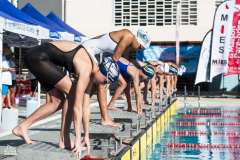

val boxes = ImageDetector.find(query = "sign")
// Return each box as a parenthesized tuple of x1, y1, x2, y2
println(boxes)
(4, 19, 39, 39)
(195, 30, 212, 84)
(210, 0, 235, 81)
(226, 1, 240, 75)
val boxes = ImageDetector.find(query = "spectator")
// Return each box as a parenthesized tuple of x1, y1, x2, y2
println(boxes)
(2, 44, 15, 108)
(8, 51, 17, 106)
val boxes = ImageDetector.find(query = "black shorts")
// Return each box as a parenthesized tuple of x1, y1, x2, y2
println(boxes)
(24, 45, 67, 91)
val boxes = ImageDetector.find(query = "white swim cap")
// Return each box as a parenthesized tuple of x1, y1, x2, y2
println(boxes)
(136, 29, 151, 48)
(178, 65, 187, 76)
(164, 63, 170, 73)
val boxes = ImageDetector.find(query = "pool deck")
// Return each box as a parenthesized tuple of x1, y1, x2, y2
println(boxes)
(0, 94, 174, 160)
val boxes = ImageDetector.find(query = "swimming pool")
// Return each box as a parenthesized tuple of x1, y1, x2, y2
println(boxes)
(148, 104, 240, 160)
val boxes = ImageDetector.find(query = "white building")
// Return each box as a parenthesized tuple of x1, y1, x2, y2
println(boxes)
(15, 0, 240, 92)
(17, 0, 224, 42)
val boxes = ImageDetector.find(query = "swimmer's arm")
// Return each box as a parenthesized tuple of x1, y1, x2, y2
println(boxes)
(81, 80, 93, 154)
(82, 80, 93, 137)
(112, 35, 133, 61)
(132, 71, 142, 113)
(73, 73, 90, 143)
(112, 75, 127, 102)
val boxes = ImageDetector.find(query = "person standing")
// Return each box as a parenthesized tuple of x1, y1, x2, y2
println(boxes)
(8, 51, 17, 107)
(2, 44, 15, 108)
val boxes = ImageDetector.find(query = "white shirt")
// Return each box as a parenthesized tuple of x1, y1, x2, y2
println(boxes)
(2, 55, 12, 85)
(9, 59, 16, 80)
(81, 33, 117, 64)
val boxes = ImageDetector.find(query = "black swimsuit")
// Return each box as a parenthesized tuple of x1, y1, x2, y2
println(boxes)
(24, 43, 82, 91)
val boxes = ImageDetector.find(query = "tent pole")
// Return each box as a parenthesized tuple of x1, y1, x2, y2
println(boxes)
(63, 0, 67, 22)
(19, 48, 21, 75)
(0, 28, 3, 125)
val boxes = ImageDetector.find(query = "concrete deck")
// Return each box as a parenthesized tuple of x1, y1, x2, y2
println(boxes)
(0, 94, 172, 160)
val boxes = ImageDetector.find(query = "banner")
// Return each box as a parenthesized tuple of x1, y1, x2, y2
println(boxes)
(4, 19, 40, 39)
(226, 1, 240, 75)
(195, 30, 212, 85)
(210, 0, 235, 81)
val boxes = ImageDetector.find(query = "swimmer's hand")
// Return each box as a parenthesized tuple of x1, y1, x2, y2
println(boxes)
(72, 139, 85, 159)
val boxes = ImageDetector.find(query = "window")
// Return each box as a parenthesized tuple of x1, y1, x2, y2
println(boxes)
(114, 0, 198, 26)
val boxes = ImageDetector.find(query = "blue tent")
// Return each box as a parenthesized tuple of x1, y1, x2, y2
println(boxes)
(0, 0, 61, 39)
(0, 0, 45, 117)
(21, 3, 67, 39)
(0, 0, 41, 25)
(0, 10, 22, 23)
(47, 12, 85, 42)
(0, 0, 45, 43)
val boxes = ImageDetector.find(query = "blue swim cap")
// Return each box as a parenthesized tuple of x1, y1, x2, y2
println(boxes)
(142, 64, 155, 79)
(99, 57, 120, 83)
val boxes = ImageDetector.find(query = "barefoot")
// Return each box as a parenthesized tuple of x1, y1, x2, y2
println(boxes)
(59, 137, 74, 150)
(59, 140, 65, 149)
(12, 126, 35, 144)
(101, 120, 122, 128)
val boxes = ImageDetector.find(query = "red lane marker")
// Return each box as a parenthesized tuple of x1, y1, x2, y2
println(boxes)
(81, 155, 105, 160)
(171, 130, 240, 137)
(168, 143, 240, 150)
(190, 109, 240, 114)
(182, 115, 240, 119)
(176, 121, 240, 126)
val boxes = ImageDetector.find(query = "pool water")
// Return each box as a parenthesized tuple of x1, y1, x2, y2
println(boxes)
(148, 105, 240, 160)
